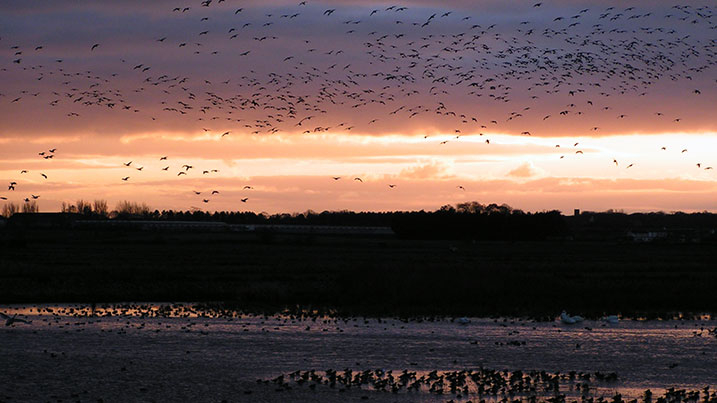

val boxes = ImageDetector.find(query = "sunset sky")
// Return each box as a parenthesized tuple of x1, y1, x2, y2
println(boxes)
(1, 0, 715, 214)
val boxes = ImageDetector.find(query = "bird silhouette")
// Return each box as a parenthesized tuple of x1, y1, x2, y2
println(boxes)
(0, 312, 31, 326)
(2, 0, 714, 212)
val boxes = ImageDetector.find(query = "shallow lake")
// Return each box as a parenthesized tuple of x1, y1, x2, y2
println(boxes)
(1, 304, 715, 402)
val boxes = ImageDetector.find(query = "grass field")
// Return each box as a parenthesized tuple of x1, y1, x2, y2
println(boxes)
(1, 227, 716, 319)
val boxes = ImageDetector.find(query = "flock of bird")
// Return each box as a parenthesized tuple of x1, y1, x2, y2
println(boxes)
(259, 368, 627, 399)
(2, 303, 717, 401)
(260, 367, 717, 403)
(255, 365, 717, 402)
(1, 1, 715, 209)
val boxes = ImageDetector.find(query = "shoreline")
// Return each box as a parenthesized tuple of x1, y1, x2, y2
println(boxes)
(2, 302, 717, 323)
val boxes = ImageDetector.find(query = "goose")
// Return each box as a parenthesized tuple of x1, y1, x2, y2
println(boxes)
(0, 312, 32, 326)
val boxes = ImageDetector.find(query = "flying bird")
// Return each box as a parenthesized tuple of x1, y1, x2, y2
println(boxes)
(0, 312, 31, 326)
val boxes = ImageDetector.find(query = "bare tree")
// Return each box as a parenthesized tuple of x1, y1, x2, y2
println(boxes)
(21, 200, 39, 213)
(1, 202, 21, 217)
(76, 199, 93, 215)
(114, 200, 151, 217)
(93, 199, 108, 216)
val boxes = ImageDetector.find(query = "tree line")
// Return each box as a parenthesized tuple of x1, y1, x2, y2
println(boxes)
(2, 199, 716, 241)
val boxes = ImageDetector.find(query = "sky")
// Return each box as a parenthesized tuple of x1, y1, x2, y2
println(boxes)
(0, 0, 715, 214)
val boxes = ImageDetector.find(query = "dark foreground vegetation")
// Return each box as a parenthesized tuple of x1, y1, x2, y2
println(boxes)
(2, 201, 716, 318)
(1, 228, 717, 319)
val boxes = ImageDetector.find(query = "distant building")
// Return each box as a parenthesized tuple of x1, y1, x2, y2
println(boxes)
(73, 221, 395, 235)
(74, 220, 230, 232)
(7, 213, 83, 229)
(626, 230, 668, 243)
(234, 224, 394, 236)
(574, 209, 580, 216)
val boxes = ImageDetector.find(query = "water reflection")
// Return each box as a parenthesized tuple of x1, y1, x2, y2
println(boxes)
(0, 304, 715, 402)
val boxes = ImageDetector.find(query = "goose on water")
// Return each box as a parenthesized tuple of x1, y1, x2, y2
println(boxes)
(0, 312, 32, 326)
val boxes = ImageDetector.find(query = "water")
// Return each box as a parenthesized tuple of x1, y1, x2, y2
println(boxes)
(0, 304, 715, 402)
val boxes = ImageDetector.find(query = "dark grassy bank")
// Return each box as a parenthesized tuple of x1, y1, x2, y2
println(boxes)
(1, 227, 716, 319)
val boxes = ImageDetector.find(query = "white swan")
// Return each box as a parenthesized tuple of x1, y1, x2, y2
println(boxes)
(602, 315, 619, 324)
(560, 311, 584, 324)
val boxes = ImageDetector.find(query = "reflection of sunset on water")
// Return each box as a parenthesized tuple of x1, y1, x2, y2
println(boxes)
(1, 303, 716, 401)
